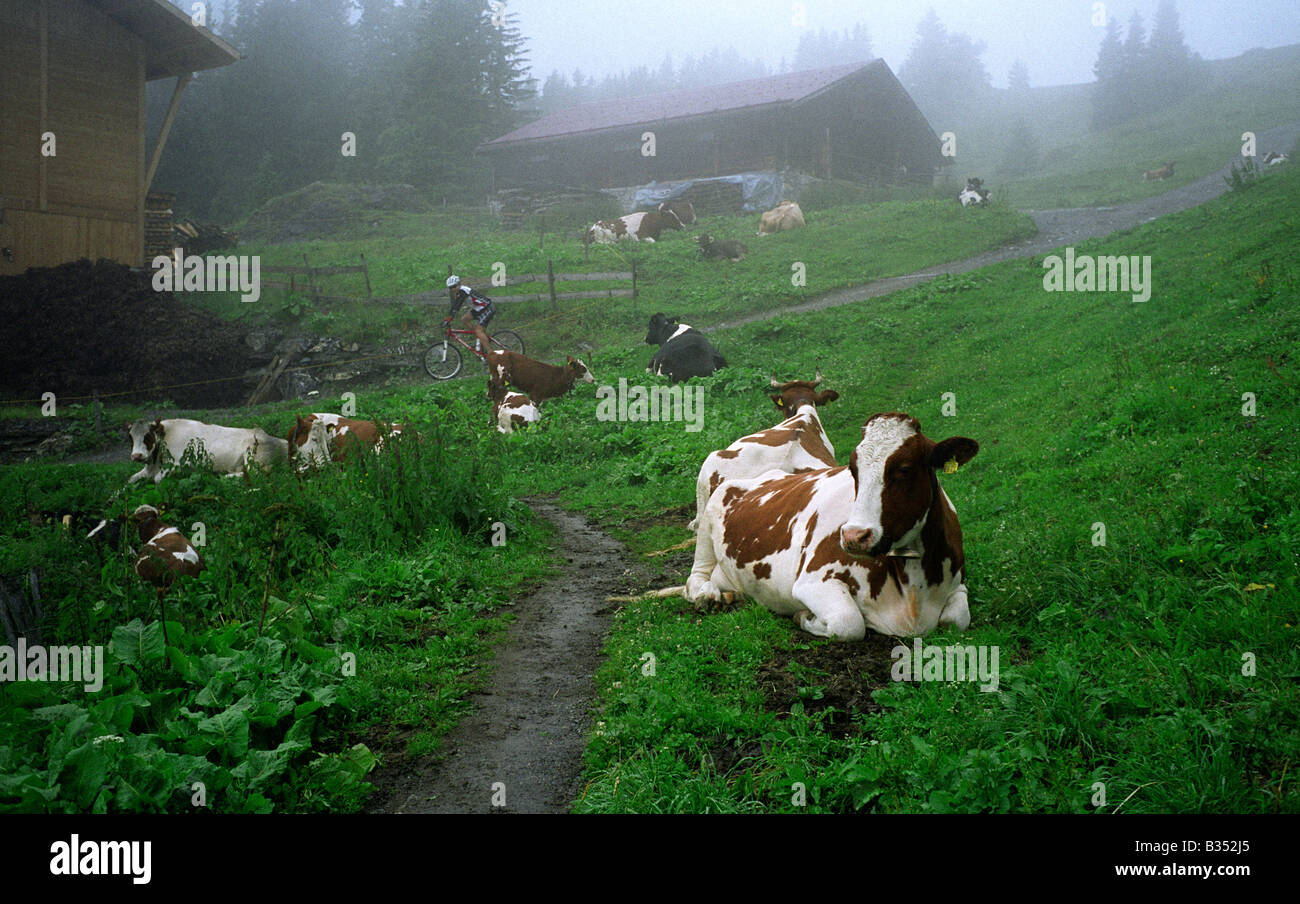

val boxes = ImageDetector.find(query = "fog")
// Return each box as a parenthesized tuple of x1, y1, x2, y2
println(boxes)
(509, 0, 1299, 87)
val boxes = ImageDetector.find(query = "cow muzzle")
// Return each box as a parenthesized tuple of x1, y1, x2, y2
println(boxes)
(841, 525, 889, 558)
(131, 452, 147, 462)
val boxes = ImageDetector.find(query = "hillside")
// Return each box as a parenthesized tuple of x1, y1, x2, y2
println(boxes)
(932, 43, 1300, 208)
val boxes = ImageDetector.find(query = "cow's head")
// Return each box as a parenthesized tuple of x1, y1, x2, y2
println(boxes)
(566, 355, 595, 384)
(769, 370, 839, 418)
(127, 418, 164, 462)
(286, 414, 317, 449)
(645, 313, 678, 346)
(840, 413, 978, 559)
(296, 418, 332, 470)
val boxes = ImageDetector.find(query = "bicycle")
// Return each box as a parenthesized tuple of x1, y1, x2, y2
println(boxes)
(424, 316, 525, 380)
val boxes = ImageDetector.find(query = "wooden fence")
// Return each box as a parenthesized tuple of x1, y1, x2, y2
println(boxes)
(262, 253, 372, 302)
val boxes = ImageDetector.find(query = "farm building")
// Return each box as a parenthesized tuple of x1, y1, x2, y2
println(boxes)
(0, 0, 239, 277)
(479, 60, 944, 196)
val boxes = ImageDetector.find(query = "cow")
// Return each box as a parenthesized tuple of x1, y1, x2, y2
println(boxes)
(131, 504, 204, 645)
(486, 349, 594, 403)
(286, 413, 401, 463)
(488, 381, 541, 434)
(127, 418, 287, 484)
(697, 234, 748, 261)
(586, 209, 686, 246)
(684, 412, 979, 640)
(757, 200, 805, 235)
(291, 416, 333, 470)
(1264, 152, 1289, 166)
(691, 371, 839, 531)
(959, 177, 991, 207)
(644, 313, 726, 383)
(1142, 162, 1175, 181)
(658, 200, 697, 228)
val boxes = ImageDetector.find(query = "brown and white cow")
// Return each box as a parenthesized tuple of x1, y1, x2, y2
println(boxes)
(488, 381, 541, 434)
(485, 349, 594, 403)
(691, 371, 839, 530)
(128, 418, 287, 484)
(1142, 161, 1175, 181)
(586, 210, 685, 245)
(131, 504, 204, 644)
(757, 200, 805, 235)
(685, 413, 979, 640)
(285, 413, 402, 463)
(658, 200, 697, 228)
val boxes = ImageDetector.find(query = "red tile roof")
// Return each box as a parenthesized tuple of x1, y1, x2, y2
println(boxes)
(482, 62, 873, 149)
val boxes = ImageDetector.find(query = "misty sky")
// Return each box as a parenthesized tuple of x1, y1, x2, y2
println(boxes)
(509, 0, 1300, 88)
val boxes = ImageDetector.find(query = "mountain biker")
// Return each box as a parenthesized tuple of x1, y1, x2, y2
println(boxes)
(446, 275, 495, 351)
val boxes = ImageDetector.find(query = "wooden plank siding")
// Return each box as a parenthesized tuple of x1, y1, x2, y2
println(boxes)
(0, 0, 169, 276)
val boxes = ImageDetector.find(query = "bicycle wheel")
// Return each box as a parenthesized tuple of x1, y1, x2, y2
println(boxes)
(425, 341, 463, 380)
(490, 329, 525, 357)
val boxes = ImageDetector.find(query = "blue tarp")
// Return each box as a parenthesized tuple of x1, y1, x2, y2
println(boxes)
(633, 172, 784, 213)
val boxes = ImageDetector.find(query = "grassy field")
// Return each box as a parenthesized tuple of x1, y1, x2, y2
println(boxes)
(4, 73, 1297, 811)
(186, 198, 1036, 363)
(463, 161, 1296, 812)
(0, 396, 556, 812)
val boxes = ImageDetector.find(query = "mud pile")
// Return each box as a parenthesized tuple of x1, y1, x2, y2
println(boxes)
(1, 259, 255, 408)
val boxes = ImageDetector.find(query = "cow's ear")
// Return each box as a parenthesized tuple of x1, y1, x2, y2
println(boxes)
(770, 394, 784, 409)
(816, 390, 839, 406)
(929, 437, 979, 470)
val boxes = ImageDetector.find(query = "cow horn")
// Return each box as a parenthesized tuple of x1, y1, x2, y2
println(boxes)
(770, 372, 782, 388)
(813, 367, 823, 386)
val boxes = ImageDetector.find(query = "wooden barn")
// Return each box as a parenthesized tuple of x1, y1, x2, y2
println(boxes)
(0, 0, 239, 277)
(479, 60, 943, 192)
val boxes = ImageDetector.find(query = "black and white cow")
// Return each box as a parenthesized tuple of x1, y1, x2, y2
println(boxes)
(644, 313, 726, 383)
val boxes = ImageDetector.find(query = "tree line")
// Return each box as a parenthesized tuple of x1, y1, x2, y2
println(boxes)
(1091, 0, 1203, 130)
(150, 0, 534, 223)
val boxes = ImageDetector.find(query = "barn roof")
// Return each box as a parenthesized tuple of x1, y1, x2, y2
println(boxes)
(86, 0, 240, 80)
(482, 61, 878, 150)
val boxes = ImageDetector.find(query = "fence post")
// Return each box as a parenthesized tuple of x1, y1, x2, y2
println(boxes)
(361, 253, 372, 299)
(303, 253, 317, 304)
(547, 258, 557, 311)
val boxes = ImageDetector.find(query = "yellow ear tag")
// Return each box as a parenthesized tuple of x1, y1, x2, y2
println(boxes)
(943, 459, 959, 474)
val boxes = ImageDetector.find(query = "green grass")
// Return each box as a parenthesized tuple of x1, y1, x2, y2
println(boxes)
(0, 396, 555, 812)
(475, 161, 1297, 813)
(178, 198, 1035, 363)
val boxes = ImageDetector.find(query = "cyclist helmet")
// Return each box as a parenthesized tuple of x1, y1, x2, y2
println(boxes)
(446, 275, 461, 288)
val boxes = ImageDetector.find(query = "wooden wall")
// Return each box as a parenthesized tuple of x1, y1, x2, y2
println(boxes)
(0, 0, 147, 276)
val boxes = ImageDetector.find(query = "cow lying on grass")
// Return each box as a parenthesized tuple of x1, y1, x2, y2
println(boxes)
(685, 412, 979, 640)
(959, 177, 991, 207)
(488, 381, 541, 434)
(286, 413, 402, 464)
(127, 418, 287, 484)
(644, 313, 726, 383)
(486, 349, 594, 403)
(1142, 162, 1175, 181)
(691, 370, 839, 530)
(697, 234, 748, 261)
(757, 200, 805, 235)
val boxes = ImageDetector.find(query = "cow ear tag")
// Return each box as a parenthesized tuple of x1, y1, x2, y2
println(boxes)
(943, 458, 959, 474)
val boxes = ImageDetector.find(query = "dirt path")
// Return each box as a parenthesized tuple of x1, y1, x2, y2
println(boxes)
(368, 501, 642, 814)
(715, 120, 1300, 330)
